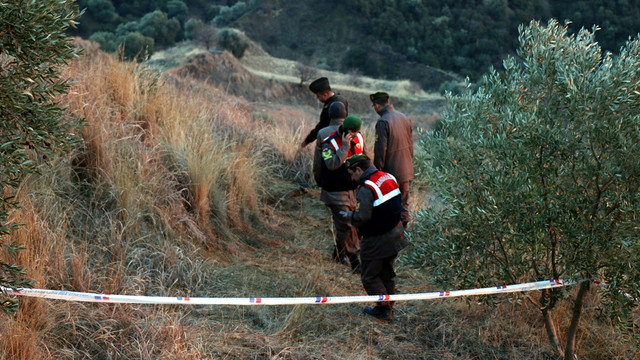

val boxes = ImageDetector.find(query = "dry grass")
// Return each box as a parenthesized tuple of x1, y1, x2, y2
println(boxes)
(1, 40, 638, 360)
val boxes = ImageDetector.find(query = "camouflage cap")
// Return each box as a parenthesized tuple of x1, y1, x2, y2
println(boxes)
(345, 154, 369, 169)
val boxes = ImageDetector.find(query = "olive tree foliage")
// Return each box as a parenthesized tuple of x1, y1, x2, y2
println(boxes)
(217, 28, 249, 59)
(166, 0, 188, 24)
(412, 19, 640, 359)
(89, 31, 117, 52)
(118, 32, 154, 62)
(0, 0, 83, 313)
(183, 18, 203, 41)
(138, 9, 180, 47)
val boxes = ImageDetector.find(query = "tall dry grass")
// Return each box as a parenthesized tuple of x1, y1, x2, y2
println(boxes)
(0, 40, 305, 358)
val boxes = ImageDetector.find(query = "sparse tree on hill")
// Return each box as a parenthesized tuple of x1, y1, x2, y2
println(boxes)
(295, 56, 317, 87)
(0, 0, 83, 313)
(412, 20, 640, 359)
(195, 23, 217, 50)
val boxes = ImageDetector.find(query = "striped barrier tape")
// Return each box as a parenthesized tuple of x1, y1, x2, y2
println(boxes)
(1, 279, 575, 305)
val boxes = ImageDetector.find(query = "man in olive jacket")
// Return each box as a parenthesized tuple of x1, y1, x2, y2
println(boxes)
(370, 91, 413, 228)
(344, 154, 409, 321)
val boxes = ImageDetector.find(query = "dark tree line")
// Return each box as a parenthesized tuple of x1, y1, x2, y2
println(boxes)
(343, 0, 640, 80)
(69, 0, 640, 81)
(71, 0, 259, 61)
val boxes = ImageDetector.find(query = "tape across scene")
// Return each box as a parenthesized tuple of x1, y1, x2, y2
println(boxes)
(1, 279, 574, 305)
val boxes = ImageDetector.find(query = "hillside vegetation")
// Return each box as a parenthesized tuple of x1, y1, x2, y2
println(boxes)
(1, 28, 639, 360)
(72, 0, 640, 90)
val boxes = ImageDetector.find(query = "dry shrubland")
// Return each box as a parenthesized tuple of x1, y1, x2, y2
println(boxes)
(0, 42, 638, 359)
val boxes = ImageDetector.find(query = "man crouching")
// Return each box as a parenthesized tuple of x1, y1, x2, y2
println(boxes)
(344, 154, 409, 321)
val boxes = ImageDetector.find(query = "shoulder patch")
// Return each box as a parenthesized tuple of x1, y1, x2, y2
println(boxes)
(322, 147, 333, 160)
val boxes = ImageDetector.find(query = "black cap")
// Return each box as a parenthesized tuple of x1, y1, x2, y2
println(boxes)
(369, 91, 389, 102)
(309, 77, 331, 93)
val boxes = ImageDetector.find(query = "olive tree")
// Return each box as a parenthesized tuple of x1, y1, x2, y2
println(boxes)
(217, 28, 249, 59)
(412, 19, 640, 359)
(0, 0, 82, 313)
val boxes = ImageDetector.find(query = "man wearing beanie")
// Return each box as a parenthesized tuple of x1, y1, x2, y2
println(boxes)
(312, 102, 367, 272)
(301, 77, 349, 148)
(369, 91, 414, 228)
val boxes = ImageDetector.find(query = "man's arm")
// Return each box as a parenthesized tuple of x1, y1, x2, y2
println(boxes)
(312, 139, 323, 186)
(302, 123, 323, 147)
(322, 131, 353, 170)
(351, 187, 374, 229)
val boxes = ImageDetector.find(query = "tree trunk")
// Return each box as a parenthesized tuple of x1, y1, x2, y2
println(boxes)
(540, 289, 564, 357)
(564, 281, 590, 360)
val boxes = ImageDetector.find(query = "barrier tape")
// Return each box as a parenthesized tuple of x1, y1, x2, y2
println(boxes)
(0, 279, 575, 305)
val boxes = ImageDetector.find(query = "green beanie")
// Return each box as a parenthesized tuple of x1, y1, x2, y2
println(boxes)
(343, 115, 362, 131)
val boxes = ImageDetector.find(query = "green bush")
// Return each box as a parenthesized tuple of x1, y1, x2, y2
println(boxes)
(119, 31, 154, 61)
(184, 18, 203, 41)
(138, 9, 180, 47)
(90, 31, 117, 52)
(115, 21, 139, 37)
(166, 0, 188, 23)
(217, 28, 249, 59)
(413, 19, 640, 359)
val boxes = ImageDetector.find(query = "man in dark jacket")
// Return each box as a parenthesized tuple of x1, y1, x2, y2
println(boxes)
(370, 91, 413, 228)
(344, 154, 409, 321)
(301, 77, 348, 148)
(313, 103, 366, 272)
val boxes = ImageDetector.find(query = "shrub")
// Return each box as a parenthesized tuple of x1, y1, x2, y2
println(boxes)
(118, 31, 154, 61)
(413, 19, 640, 359)
(166, 0, 188, 23)
(184, 18, 203, 41)
(89, 31, 117, 52)
(217, 28, 249, 59)
(138, 9, 180, 47)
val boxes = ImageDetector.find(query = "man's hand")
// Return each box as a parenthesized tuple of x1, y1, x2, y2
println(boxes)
(341, 131, 355, 145)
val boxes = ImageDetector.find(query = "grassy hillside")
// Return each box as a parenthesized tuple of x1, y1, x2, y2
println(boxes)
(0, 39, 638, 359)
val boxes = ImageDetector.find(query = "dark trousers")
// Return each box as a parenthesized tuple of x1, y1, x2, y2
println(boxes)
(361, 255, 397, 309)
